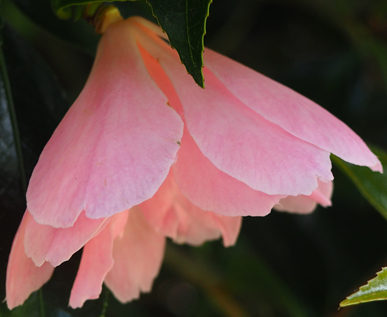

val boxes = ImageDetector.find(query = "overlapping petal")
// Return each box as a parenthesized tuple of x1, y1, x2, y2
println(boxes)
(132, 20, 334, 196)
(141, 170, 242, 246)
(104, 208, 165, 302)
(275, 180, 333, 214)
(203, 49, 382, 173)
(27, 20, 183, 228)
(24, 211, 107, 267)
(173, 128, 283, 217)
(6, 214, 54, 309)
(69, 221, 114, 308)
(69, 210, 130, 308)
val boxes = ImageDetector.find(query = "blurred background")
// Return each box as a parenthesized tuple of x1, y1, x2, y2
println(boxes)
(1, 0, 387, 316)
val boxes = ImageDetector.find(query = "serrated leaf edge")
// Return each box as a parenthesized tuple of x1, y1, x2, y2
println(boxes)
(340, 267, 387, 307)
(145, 0, 212, 87)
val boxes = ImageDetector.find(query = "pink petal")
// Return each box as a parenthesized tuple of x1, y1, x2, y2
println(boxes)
(275, 180, 333, 214)
(104, 207, 165, 303)
(68, 213, 127, 308)
(69, 211, 129, 308)
(173, 127, 283, 217)
(24, 211, 107, 267)
(27, 19, 183, 228)
(137, 38, 281, 218)
(136, 28, 242, 244)
(203, 49, 382, 172)
(141, 171, 242, 246)
(6, 212, 54, 309)
(133, 25, 333, 196)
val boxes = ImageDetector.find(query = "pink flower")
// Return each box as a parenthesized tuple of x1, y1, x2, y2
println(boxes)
(6, 17, 382, 309)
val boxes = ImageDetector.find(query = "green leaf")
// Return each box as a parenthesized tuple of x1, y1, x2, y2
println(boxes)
(340, 267, 387, 307)
(146, 0, 211, 87)
(332, 146, 387, 220)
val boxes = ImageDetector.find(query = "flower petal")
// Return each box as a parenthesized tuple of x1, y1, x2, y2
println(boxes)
(27, 19, 183, 228)
(173, 128, 283, 217)
(204, 49, 382, 172)
(141, 170, 242, 246)
(24, 211, 107, 267)
(69, 212, 129, 308)
(275, 180, 333, 214)
(133, 26, 333, 196)
(104, 207, 165, 303)
(135, 27, 279, 218)
(6, 212, 54, 309)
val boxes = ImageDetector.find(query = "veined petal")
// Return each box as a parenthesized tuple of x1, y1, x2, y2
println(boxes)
(141, 171, 242, 246)
(27, 19, 183, 228)
(275, 180, 333, 214)
(174, 128, 283, 217)
(6, 213, 54, 309)
(204, 49, 382, 173)
(136, 34, 281, 217)
(24, 211, 107, 267)
(132, 23, 333, 196)
(104, 208, 165, 303)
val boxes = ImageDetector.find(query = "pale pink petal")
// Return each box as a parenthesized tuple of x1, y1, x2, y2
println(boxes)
(132, 25, 333, 196)
(203, 49, 382, 172)
(173, 127, 283, 217)
(27, 19, 183, 228)
(69, 212, 127, 308)
(24, 211, 107, 267)
(212, 214, 242, 247)
(141, 171, 242, 246)
(110, 209, 130, 240)
(138, 39, 282, 217)
(275, 180, 333, 214)
(6, 212, 54, 309)
(104, 208, 165, 303)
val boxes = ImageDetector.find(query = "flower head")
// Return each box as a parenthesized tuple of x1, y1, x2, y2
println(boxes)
(6, 16, 381, 309)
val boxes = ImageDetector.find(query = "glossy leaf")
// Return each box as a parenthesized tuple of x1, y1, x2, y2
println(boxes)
(146, 0, 212, 87)
(332, 146, 387, 220)
(340, 267, 387, 307)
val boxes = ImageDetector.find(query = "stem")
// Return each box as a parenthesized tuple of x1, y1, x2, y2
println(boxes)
(38, 290, 45, 317)
(99, 287, 110, 317)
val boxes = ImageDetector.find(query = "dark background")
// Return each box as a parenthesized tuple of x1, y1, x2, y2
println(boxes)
(1, 0, 387, 316)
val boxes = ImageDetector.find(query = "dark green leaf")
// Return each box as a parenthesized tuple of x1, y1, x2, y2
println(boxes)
(146, 0, 211, 87)
(332, 146, 387, 220)
(340, 267, 387, 307)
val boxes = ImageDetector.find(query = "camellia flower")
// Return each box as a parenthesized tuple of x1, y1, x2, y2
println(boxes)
(6, 16, 382, 309)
